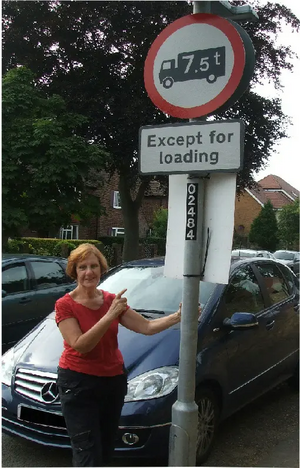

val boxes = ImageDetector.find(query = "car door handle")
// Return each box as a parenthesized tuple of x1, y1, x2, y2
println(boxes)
(19, 297, 31, 304)
(266, 320, 275, 330)
(294, 304, 300, 314)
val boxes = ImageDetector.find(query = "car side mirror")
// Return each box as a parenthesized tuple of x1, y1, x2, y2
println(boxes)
(2, 289, 7, 298)
(223, 312, 258, 330)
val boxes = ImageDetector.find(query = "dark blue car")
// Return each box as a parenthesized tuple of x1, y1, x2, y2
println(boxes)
(2, 257, 299, 464)
(2, 254, 76, 353)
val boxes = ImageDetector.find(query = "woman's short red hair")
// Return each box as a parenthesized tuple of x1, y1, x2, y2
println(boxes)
(66, 243, 108, 280)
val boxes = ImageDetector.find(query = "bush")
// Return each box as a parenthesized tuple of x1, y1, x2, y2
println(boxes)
(98, 236, 124, 246)
(52, 240, 77, 257)
(6, 239, 27, 253)
(143, 237, 166, 256)
(249, 201, 278, 251)
(6, 237, 103, 257)
(152, 208, 168, 238)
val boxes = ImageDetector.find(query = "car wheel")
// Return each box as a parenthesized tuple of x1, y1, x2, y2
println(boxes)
(288, 364, 299, 391)
(195, 386, 220, 465)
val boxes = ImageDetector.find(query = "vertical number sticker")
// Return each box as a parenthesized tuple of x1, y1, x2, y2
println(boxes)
(185, 183, 198, 240)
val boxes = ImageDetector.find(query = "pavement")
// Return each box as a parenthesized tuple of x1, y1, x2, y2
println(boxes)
(256, 427, 299, 468)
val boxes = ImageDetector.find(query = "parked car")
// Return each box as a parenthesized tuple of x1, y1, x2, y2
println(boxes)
(232, 249, 276, 259)
(273, 250, 300, 277)
(2, 254, 76, 353)
(2, 257, 299, 464)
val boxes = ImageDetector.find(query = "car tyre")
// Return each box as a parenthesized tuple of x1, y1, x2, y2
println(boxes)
(195, 386, 220, 465)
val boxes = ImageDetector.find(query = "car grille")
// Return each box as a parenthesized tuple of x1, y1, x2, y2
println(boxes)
(14, 368, 60, 405)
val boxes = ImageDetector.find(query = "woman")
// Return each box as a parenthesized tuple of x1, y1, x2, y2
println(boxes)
(55, 243, 182, 467)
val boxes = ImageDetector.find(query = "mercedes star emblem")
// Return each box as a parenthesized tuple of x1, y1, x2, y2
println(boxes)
(40, 382, 59, 404)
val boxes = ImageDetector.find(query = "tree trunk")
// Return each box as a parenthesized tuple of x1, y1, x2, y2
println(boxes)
(119, 173, 149, 262)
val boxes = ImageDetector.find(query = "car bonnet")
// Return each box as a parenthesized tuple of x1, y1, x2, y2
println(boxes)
(12, 315, 181, 379)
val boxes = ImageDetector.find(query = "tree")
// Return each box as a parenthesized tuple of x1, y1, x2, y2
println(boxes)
(2, 1, 300, 260)
(277, 199, 299, 249)
(249, 200, 278, 251)
(152, 208, 168, 239)
(2, 66, 107, 244)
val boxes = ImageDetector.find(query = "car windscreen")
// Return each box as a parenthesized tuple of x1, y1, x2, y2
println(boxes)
(274, 251, 295, 261)
(99, 265, 216, 314)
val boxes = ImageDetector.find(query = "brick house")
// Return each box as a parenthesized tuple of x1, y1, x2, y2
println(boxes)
(57, 173, 168, 240)
(22, 172, 167, 241)
(234, 174, 299, 239)
(22, 173, 298, 243)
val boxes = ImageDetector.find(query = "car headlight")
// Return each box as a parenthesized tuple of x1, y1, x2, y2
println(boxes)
(2, 347, 16, 386)
(125, 366, 179, 402)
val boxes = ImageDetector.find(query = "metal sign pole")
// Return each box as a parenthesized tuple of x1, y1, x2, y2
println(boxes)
(168, 178, 205, 467)
(168, 2, 211, 466)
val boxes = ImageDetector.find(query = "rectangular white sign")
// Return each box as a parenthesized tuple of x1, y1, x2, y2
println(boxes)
(139, 120, 244, 175)
(164, 173, 237, 284)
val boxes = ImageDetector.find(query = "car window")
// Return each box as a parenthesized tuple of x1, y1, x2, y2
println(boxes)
(256, 252, 264, 257)
(58, 260, 74, 283)
(100, 265, 216, 314)
(30, 261, 67, 290)
(278, 264, 297, 292)
(2, 264, 29, 294)
(256, 263, 290, 305)
(274, 251, 295, 261)
(223, 265, 265, 316)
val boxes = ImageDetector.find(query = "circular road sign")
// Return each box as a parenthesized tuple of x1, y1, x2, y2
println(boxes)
(144, 13, 255, 119)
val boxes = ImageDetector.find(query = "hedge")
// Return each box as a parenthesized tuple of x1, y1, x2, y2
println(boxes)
(6, 237, 103, 258)
(5, 236, 166, 264)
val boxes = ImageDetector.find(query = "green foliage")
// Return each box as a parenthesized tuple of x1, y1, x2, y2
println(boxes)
(32, 246, 53, 256)
(6, 239, 26, 253)
(249, 200, 278, 251)
(143, 237, 166, 256)
(152, 208, 168, 239)
(2, 66, 108, 238)
(52, 240, 77, 257)
(98, 236, 125, 246)
(277, 199, 300, 249)
(2, 1, 299, 258)
(5, 237, 102, 257)
(2, 1, 299, 191)
(233, 230, 249, 249)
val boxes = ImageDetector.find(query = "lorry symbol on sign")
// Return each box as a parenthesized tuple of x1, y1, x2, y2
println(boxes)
(159, 46, 226, 89)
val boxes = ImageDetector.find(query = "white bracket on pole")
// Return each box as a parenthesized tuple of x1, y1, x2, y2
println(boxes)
(193, 0, 259, 22)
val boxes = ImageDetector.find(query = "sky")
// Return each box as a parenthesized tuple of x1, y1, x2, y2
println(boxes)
(253, 0, 300, 190)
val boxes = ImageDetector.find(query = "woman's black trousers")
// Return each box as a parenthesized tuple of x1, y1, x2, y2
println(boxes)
(57, 367, 127, 467)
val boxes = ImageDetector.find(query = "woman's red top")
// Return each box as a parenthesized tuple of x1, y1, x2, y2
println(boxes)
(55, 291, 128, 377)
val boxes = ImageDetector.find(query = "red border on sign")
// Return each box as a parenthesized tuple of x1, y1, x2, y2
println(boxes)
(144, 14, 246, 119)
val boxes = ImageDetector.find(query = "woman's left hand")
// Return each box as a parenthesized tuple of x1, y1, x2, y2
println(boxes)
(174, 303, 202, 323)
(174, 302, 182, 322)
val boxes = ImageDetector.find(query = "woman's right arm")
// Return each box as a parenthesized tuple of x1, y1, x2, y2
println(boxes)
(58, 289, 127, 354)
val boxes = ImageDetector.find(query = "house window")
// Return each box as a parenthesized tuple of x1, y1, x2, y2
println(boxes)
(111, 227, 125, 237)
(60, 225, 79, 240)
(113, 191, 121, 209)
